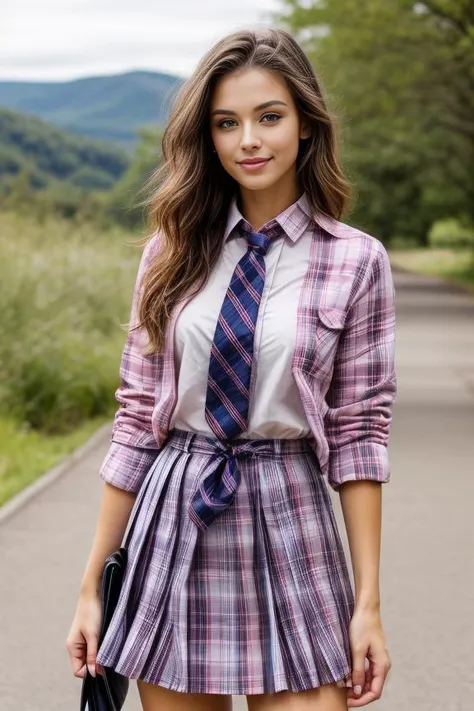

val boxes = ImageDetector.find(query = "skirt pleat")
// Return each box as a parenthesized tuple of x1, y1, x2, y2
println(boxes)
(96, 428, 354, 695)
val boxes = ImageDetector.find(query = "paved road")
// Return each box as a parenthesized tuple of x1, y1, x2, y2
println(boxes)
(1, 269, 473, 711)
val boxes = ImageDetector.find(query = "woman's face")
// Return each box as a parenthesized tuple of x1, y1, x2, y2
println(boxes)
(210, 68, 310, 195)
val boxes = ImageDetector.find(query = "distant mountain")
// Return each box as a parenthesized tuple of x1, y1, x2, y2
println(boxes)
(0, 107, 130, 192)
(0, 70, 184, 150)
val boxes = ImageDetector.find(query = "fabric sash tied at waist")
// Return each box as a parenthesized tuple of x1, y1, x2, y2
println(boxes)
(189, 438, 271, 531)
(167, 430, 311, 532)
(169, 429, 311, 531)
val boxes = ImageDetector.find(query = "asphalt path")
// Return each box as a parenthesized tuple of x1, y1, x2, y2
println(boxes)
(0, 269, 473, 711)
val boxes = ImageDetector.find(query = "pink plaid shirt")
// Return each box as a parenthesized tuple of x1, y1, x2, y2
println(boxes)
(100, 194, 397, 493)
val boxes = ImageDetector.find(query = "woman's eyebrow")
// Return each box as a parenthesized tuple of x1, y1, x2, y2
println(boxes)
(211, 100, 288, 117)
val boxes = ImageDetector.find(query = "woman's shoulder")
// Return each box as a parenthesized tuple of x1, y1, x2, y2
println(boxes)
(313, 213, 390, 267)
(143, 229, 164, 256)
(136, 229, 166, 271)
(310, 214, 393, 308)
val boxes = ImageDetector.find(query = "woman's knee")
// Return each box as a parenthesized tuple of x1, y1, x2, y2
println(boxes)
(137, 680, 232, 711)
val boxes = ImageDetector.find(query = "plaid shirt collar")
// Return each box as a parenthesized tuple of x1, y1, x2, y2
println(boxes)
(224, 191, 345, 243)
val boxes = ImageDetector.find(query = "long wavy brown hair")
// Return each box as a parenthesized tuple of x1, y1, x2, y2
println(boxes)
(134, 26, 352, 355)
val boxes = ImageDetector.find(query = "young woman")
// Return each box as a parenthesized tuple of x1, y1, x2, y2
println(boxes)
(66, 27, 396, 711)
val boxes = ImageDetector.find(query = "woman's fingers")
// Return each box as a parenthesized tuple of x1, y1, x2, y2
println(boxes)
(347, 654, 391, 707)
(66, 635, 88, 679)
(66, 627, 99, 678)
(86, 632, 99, 677)
(350, 647, 367, 699)
(362, 656, 371, 694)
(66, 595, 102, 678)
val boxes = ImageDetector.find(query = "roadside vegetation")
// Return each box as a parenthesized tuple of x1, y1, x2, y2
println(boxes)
(0, 211, 144, 505)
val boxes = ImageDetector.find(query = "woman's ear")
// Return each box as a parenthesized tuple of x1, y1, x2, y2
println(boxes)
(300, 123, 312, 140)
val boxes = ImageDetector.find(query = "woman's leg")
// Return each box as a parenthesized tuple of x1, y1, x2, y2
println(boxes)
(137, 680, 233, 711)
(246, 682, 347, 711)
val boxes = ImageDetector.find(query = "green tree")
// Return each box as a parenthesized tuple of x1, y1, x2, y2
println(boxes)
(105, 126, 163, 228)
(274, 0, 474, 243)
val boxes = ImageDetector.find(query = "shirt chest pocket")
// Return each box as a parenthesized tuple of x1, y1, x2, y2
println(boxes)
(306, 305, 346, 379)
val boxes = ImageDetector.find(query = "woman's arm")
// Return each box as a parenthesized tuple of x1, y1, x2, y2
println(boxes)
(322, 240, 396, 607)
(322, 239, 396, 703)
(338, 480, 382, 610)
(80, 483, 136, 595)
(67, 483, 136, 678)
(338, 480, 391, 706)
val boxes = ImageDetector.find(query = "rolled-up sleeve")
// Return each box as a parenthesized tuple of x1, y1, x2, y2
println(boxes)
(99, 233, 163, 493)
(323, 241, 397, 491)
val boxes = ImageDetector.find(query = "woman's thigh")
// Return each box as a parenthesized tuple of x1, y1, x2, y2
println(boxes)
(137, 680, 232, 711)
(246, 682, 347, 711)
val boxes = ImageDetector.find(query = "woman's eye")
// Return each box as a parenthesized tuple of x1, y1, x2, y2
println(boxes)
(261, 113, 281, 123)
(218, 119, 236, 129)
(217, 113, 281, 129)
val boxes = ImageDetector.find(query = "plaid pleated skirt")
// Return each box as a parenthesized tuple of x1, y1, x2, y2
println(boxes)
(96, 428, 355, 695)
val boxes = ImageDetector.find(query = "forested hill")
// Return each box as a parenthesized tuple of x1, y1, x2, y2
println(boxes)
(0, 107, 131, 192)
(0, 70, 183, 149)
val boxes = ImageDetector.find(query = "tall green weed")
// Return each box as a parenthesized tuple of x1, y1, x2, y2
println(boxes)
(0, 211, 143, 433)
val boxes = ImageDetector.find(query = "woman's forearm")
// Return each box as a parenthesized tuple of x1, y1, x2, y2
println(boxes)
(80, 482, 137, 596)
(338, 480, 382, 610)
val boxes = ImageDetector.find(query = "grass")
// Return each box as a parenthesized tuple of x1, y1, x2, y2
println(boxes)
(0, 209, 146, 506)
(389, 248, 474, 288)
(0, 414, 113, 507)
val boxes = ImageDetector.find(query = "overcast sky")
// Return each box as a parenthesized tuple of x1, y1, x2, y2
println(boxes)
(1, 0, 284, 82)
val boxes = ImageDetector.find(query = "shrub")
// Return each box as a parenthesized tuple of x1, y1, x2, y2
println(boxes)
(428, 218, 474, 249)
(389, 235, 420, 250)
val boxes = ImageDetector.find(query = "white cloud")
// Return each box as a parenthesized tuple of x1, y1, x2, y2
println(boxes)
(0, 0, 282, 81)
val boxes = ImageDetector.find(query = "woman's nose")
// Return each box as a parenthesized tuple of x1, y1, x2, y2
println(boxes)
(240, 124, 261, 150)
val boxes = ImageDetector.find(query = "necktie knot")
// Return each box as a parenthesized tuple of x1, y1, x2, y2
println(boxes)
(240, 218, 283, 256)
(247, 231, 271, 256)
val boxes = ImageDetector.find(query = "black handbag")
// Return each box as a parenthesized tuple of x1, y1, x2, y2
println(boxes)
(80, 547, 129, 711)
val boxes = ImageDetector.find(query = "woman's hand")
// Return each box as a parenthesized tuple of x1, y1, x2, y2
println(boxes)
(343, 606, 392, 707)
(66, 590, 103, 679)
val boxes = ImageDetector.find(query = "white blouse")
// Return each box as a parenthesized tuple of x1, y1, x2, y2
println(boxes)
(170, 195, 312, 440)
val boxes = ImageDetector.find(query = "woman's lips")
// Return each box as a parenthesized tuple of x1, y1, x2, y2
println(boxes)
(238, 158, 272, 172)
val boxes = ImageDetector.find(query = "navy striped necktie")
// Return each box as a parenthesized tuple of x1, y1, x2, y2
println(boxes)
(189, 218, 284, 530)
